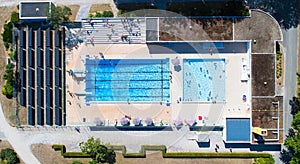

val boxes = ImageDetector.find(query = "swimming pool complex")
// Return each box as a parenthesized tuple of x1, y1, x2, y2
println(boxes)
(85, 59, 170, 102)
(183, 59, 226, 102)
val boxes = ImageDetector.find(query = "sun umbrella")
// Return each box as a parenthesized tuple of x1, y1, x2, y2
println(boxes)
(133, 118, 141, 126)
(173, 118, 183, 127)
(145, 118, 153, 126)
(120, 117, 129, 126)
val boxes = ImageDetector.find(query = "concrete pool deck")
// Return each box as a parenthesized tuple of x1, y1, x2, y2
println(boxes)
(66, 43, 251, 126)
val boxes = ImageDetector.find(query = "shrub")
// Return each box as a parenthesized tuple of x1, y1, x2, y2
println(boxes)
(0, 148, 19, 164)
(10, 11, 19, 23)
(2, 22, 13, 45)
(72, 161, 83, 164)
(95, 12, 102, 18)
(88, 13, 94, 18)
(2, 82, 13, 98)
(103, 11, 113, 17)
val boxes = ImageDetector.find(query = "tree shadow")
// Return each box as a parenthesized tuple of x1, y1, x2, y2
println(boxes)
(249, 0, 299, 29)
(280, 149, 293, 164)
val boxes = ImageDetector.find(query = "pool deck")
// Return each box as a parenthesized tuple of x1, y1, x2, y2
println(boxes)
(66, 43, 251, 126)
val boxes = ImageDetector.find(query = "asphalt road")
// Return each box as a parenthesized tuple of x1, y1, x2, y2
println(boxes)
(282, 27, 298, 140)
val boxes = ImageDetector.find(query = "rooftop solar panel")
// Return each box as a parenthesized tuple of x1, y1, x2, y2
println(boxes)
(37, 106, 44, 125)
(27, 106, 35, 125)
(19, 28, 24, 48)
(46, 48, 52, 67)
(55, 68, 61, 87)
(37, 28, 41, 47)
(28, 68, 35, 87)
(37, 68, 44, 87)
(46, 106, 53, 125)
(28, 27, 33, 47)
(28, 88, 35, 106)
(37, 87, 44, 107)
(20, 88, 26, 106)
(46, 27, 52, 47)
(54, 48, 61, 67)
(55, 107, 62, 126)
(19, 68, 25, 87)
(37, 48, 44, 67)
(19, 47, 26, 67)
(46, 87, 53, 107)
(55, 87, 61, 107)
(28, 49, 34, 68)
(55, 29, 60, 48)
(46, 68, 52, 86)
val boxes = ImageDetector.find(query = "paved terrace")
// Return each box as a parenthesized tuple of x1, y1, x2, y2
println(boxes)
(66, 42, 251, 127)
(82, 18, 146, 44)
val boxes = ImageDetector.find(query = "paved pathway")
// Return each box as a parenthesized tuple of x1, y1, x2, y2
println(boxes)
(75, 4, 91, 21)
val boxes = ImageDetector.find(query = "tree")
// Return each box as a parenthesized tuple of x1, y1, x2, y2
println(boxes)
(282, 112, 300, 164)
(0, 148, 19, 164)
(79, 137, 116, 164)
(48, 6, 72, 29)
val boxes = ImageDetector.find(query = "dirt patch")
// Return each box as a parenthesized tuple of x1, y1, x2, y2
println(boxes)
(235, 10, 281, 53)
(251, 97, 283, 143)
(115, 152, 253, 164)
(251, 54, 275, 96)
(0, 6, 18, 126)
(67, 5, 80, 22)
(159, 18, 232, 41)
(31, 144, 91, 164)
(89, 4, 112, 14)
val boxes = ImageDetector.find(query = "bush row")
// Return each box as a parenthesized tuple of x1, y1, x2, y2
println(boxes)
(53, 144, 271, 159)
(52, 145, 90, 158)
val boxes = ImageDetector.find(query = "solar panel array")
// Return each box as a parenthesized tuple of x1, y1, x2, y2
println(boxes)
(46, 106, 53, 125)
(55, 48, 61, 67)
(28, 106, 35, 125)
(20, 88, 26, 106)
(46, 27, 52, 47)
(55, 107, 62, 126)
(55, 29, 60, 47)
(37, 68, 43, 87)
(20, 48, 26, 67)
(18, 27, 65, 126)
(46, 48, 52, 67)
(28, 49, 34, 67)
(28, 27, 33, 47)
(37, 107, 44, 125)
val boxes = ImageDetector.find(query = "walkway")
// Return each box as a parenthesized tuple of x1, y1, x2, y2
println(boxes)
(76, 4, 92, 21)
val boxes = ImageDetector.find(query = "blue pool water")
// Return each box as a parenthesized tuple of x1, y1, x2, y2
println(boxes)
(85, 59, 170, 102)
(183, 59, 226, 102)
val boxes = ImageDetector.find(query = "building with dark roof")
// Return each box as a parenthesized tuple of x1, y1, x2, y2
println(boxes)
(19, 1, 54, 20)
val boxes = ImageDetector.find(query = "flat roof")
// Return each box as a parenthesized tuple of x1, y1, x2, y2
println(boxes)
(20, 1, 51, 18)
(226, 118, 250, 142)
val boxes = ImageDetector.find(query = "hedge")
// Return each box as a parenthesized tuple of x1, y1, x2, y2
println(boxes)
(52, 145, 90, 158)
(53, 144, 272, 159)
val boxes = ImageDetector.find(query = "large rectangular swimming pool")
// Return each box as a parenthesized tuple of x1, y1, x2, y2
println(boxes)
(85, 59, 170, 102)
(183, 58, 226, 102)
